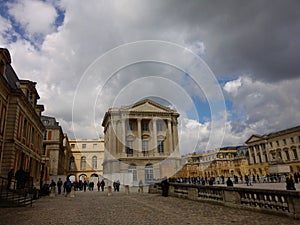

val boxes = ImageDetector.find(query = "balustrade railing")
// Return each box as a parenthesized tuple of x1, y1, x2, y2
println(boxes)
(150, 183, 300, 219)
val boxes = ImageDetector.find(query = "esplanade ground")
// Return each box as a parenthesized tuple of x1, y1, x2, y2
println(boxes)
(0, 183, 299, 225)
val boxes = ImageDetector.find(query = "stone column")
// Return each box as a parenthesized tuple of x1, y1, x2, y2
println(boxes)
(167, 120, 173, 155)
(248, 147, 254, 164)
(259, 144, 264, 163)
(153, 118, 157, 155)
(121, 118, 126, 153)
(172, 119, 179, 154)
(137, 118, 142, 152)
(253, 145, 258, 164)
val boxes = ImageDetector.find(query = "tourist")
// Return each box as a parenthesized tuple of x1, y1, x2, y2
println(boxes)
(50, 179, 56, 192)
(65, 178, 72, 197)
(226, 177, 233, 187)
(57, 178, 63, 194)
(83, 180, 88, 192)
(161, 177, 170, 197)
(97, 180, 101, 191)
(100, 179, 105, 191)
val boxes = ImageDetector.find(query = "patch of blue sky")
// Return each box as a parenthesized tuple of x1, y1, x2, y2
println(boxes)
(54, 6, 65, 28)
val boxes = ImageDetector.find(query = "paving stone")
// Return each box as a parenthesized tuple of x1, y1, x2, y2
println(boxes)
(0, 190, 299, 225)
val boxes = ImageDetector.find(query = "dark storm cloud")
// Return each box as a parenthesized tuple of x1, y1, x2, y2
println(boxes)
(141, 0, 300, 82)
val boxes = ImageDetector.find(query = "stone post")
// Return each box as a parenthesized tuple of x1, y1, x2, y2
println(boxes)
(70, 186, 75, 198)
(49, 187, 56, 197)
(107, 186, 112, 196)
(125, 185, 129, 195)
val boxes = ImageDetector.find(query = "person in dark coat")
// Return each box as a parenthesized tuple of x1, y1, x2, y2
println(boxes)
(226, 177, 233, 187)
(161, 177, 170, 197)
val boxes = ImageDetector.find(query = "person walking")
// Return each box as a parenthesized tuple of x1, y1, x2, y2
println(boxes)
(100, 179, 105, 192)
(161, 177, 170, 197)
(57, 178, 63, 194)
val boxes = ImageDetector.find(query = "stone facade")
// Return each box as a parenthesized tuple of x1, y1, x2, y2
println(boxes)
(67, 139, 104, 183)
(246, 125, 300, 176)
(41, 116, 70, 184)
(0, 48, 44, 188)
(102, 99, 182, 186)
(176, 146, 248, 179)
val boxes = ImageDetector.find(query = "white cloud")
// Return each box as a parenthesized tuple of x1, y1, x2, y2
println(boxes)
(2, 1, 300, 154)
(223, 77, 242, 96)
(7, 0, 58, 39)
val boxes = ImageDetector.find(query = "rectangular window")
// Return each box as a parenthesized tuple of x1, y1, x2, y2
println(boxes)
(0, 105, 6, 135)
(157, 121, 164, 132)
(293, 149, 298, 160)
(285, 151, 290, 161)
(47, 130, 52, 140)
(82, 144, 86, 149)
(93, 143, 97, 148)
(291, 137, 294, 144)
(269, 142, 273, 148)
(157, 140, 164, 154)
(283, 139, 287, 145)
(126, 141, 133, 156)
(71, 144, 75, 148)
(276, 140, 280, 147)
(142, 140, 148, 156)
(128, 121, 134, 131)
(142, 121, 149, 131)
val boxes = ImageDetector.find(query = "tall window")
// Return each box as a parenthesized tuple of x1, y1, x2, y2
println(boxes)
(283, 139, 287, 145)
(126, 141, 133, 156)
(157, 140, 164, 154)
(157, 120, 165, 132)
(285, 151, 290, 161)
(145, 164, 153, 182)
(269, 142, 273, 148)
(82, 144, 86, 149)
(69, 156, 75, 170)
(291, 137, 294, 144)
(142, 121, 149, 131)
(142, 140, 148, 156)
(80, 156, 86, 170)
(293, 149, 298, 160)
(128, 165, 137, 181)
(92, 156, 97, 169)
(128, 121, 134, 131)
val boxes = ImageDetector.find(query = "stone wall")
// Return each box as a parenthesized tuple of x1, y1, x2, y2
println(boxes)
(149, 183, 300, 220)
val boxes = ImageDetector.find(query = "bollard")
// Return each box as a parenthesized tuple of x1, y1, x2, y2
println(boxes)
(107, 186, 112, 196)
(125, 185, 129, 195)
(139, 186, 143, 194)
(70, 186, 75, 198)
(49, 187, 56, 197)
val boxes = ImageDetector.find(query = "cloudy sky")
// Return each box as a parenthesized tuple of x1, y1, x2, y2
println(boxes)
(1, 0, 300, 155)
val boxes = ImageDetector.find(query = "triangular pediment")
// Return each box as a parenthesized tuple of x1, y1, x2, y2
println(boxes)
(245, 134, 264, 144)
(122, 99, 174, 113)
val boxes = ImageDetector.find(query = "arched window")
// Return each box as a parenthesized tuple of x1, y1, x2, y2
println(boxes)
(145, 164, 153, 182)
(69, 156, 75, 170)
(80, 156, 86, 170)
(128, 164, 137, 181)
(92, 156, 97, 169)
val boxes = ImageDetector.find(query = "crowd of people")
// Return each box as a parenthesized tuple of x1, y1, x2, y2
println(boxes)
(169, 172, 299, 190)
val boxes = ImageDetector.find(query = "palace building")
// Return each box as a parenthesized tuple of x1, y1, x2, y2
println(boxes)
(67, 139, 105, 183)
(41, 116, 71, 184)
(102, 99, 182, 186)
(246, 125, 300, 176)
(0, 48, 45, 188)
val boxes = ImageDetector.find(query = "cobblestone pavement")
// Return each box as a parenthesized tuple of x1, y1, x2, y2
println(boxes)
(0, 190, 299, 225)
